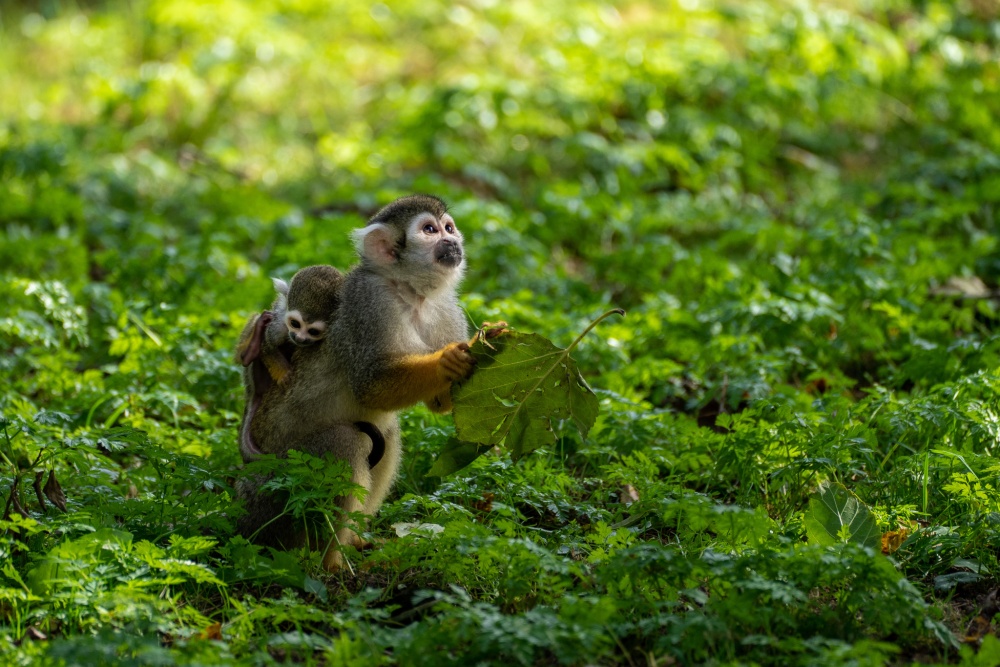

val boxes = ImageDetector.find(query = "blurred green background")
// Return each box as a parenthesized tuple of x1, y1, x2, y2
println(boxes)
(2, 1, 1000, 664)
(4, 0, 998, 406)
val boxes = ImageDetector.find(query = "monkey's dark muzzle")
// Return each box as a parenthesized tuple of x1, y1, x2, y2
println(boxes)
(435, 240, 463, 267)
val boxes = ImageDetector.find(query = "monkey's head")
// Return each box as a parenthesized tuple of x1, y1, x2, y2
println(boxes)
(353, 194, 465, 295)
(274, 265, 343, 346)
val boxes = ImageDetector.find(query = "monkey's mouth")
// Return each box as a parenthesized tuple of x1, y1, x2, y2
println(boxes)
(435, 242, 463, 267)
(289, 335, 320, 347)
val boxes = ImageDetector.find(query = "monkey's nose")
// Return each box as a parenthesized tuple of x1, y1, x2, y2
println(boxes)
(436, 239, 462, 266)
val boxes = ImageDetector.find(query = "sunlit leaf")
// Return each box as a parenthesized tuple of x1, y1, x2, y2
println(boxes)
(804, 482, 880, 550)
(452, 331, 599, 459)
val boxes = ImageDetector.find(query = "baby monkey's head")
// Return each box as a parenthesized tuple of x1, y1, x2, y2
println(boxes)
(275, 265, 343, 346)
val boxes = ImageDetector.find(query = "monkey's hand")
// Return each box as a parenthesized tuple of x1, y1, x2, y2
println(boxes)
(438, 342, 476, 382)
(426, 342, 479, 412)
(263, 352, 293, 385)
(237, 311, 274, 366)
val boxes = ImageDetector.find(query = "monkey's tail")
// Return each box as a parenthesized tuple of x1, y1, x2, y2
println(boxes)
(239, 395, 264, 462)
(355, 421, 386, 468)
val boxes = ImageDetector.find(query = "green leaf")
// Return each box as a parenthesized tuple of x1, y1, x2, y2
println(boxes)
(27, 528, 134, 595)
(427, 437, 490, 477)
(303, 575, 329, 602)
(451, 331, 598, 459)
(804, 482, 880, 550)
(960, 634, 1000, 667)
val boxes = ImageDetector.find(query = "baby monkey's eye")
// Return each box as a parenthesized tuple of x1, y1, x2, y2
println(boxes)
(445, 224, 454, 233)
(289, 318, 301, 329)
(423, 223, 437, 234)
(307, 328, 322, 337)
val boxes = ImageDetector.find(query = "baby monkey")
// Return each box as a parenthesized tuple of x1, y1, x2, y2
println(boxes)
(237, 264, 357, 465)
(238, 264, 343, 390)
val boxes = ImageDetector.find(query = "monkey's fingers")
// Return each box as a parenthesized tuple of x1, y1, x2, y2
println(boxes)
(239, 311, 274, 366)
(438, 342, 476, 382)
(471, 321, 509, 349)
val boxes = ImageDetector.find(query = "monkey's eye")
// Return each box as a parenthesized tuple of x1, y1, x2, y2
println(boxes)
(445, 223, 455, 233)
(423, 223, 437, 234)
(307, 328, 322, 337)
(289, 318, 301, 329)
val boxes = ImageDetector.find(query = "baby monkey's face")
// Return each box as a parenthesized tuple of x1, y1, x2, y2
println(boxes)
(284, 310, 327, 346)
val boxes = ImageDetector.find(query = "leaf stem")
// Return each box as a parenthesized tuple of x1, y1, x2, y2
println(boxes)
(565, 309, 626, 355)
(323, 514, 356, 577)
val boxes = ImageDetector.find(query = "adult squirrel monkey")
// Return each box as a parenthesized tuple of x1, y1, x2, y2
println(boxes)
(238, 195, 491, 571)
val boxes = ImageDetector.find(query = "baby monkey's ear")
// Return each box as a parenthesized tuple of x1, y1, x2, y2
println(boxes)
(272, 277, 290, 295)
(271, 277, 289, 310)
(353, 224, 399, 266)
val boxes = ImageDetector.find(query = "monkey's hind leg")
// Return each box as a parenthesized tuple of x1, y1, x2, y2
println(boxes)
(235, 474, 302, 551)
(361, 421, 401, 519)
(298, 426, 375, 573)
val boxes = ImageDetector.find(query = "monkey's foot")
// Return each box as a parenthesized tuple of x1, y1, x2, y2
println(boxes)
(476, 321, 509, 344)
(322, 548, 347, 573)
(437, 342, 476, 382)
(345, 532, 370, 550)
(469, 321, 509, 352)
(359, 536, 386, 551)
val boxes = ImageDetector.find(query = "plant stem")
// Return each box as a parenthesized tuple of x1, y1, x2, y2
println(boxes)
(565, 308, 626, 354)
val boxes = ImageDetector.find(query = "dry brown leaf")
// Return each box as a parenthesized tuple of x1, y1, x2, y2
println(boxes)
(198, 623, 223, 641)
(473, 492, 494, 513)
(881, 528, 909, 554)
(964, 589, 999, 645)
(963, 615, 992, 645)
(43, 471, 67, 512)
(33, 471, 47, 512)
(7, 483, 29, 519)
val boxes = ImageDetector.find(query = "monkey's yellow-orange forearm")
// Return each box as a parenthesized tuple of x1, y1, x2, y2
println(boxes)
(359, 343, 472, 411)
(360, 353, 450, 411)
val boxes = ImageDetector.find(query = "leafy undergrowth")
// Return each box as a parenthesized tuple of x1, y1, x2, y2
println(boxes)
(2, 0, 1000, 665)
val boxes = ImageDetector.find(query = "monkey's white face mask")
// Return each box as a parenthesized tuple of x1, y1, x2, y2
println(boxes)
(353, 213, 466, 297)
(283, 310, 327, 346)
(270, 277, 329, 346)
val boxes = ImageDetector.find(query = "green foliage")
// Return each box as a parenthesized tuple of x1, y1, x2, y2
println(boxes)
(3, 0, 1000, 664)
(805, 482, 881, 550)
(243, 449, 364, 555)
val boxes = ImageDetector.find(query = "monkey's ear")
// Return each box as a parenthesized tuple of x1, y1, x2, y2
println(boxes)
(353, 224, 398, 265)
(272, 277, 290, 295)
(272, 277, 289, 311)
